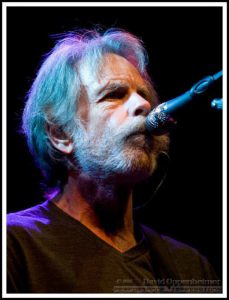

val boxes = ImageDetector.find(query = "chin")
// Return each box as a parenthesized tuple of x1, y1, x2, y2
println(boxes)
(132, 152, 156, 179)
(113, 149, 157, 185)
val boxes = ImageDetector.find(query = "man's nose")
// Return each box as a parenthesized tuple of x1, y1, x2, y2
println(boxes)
(126, 93, 151, 117)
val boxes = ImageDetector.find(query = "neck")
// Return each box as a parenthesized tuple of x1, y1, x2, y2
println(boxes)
(52, 172, 137, 252)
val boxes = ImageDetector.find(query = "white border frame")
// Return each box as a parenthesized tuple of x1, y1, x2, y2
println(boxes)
(2, 2, 227, 298)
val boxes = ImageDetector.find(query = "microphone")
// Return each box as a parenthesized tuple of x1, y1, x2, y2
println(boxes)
(211, 98, 223, 110)
(145, 70, 222, 135)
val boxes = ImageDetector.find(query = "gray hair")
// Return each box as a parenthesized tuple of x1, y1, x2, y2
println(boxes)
(22, 28, 157, 187)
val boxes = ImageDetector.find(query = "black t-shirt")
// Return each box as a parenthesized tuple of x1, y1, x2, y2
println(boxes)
(7, 200, 221, 293)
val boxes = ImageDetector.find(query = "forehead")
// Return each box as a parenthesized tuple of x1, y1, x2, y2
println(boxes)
(78, 53, 146, 91)
(98, 53, 144, 82)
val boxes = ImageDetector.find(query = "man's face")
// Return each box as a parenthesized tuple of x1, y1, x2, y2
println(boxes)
(74, 53, 159, 184)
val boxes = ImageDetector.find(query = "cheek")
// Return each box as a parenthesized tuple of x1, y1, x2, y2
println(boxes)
(89, 105, 128, 133)
(108, 106, 128, 128)
(87, 108, 111, 138)
(77, 93, 90, 130)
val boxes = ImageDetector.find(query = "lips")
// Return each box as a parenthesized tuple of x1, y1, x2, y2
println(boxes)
(127, 129, 147, 138)
(125, 130, 154, 151)
(129, 132, 145, 138)
(126, 131, 148, 144)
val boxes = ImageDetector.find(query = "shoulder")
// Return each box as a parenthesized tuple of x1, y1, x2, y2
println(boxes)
(140, 224, 218, 280)
(141, 223, 202, 256)
(7, 201, 51, 235)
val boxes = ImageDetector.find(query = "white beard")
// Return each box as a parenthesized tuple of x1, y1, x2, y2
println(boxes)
(72, 117, 160, 185)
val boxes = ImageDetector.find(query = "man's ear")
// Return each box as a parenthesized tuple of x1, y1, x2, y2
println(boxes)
(48, 125, 74, 154)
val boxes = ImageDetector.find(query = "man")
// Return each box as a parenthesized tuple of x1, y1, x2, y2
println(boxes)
(7, 28, 220, 293)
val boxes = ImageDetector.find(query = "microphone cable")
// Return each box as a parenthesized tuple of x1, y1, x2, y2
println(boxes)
(133, 151, 170, 211)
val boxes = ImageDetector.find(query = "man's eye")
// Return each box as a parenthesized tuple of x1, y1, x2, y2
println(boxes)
(99, 86, 128, 101)
(137, 90, 152, 106)
(106, 89, 126, 99)
(137, 89, 149, 101)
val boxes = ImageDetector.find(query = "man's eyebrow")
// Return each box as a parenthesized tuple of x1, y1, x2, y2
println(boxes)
(95, 81, 155, 105)
(96, 82, 129, 96)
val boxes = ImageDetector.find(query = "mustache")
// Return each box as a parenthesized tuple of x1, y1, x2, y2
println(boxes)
(113, 117, 150, 141)
(75, 116, 153, 150)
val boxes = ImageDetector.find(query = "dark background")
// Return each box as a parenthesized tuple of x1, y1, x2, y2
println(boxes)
(7, 6, 223, 278)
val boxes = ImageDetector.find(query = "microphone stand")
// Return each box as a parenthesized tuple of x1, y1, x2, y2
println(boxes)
(146, 70, 223, 135)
